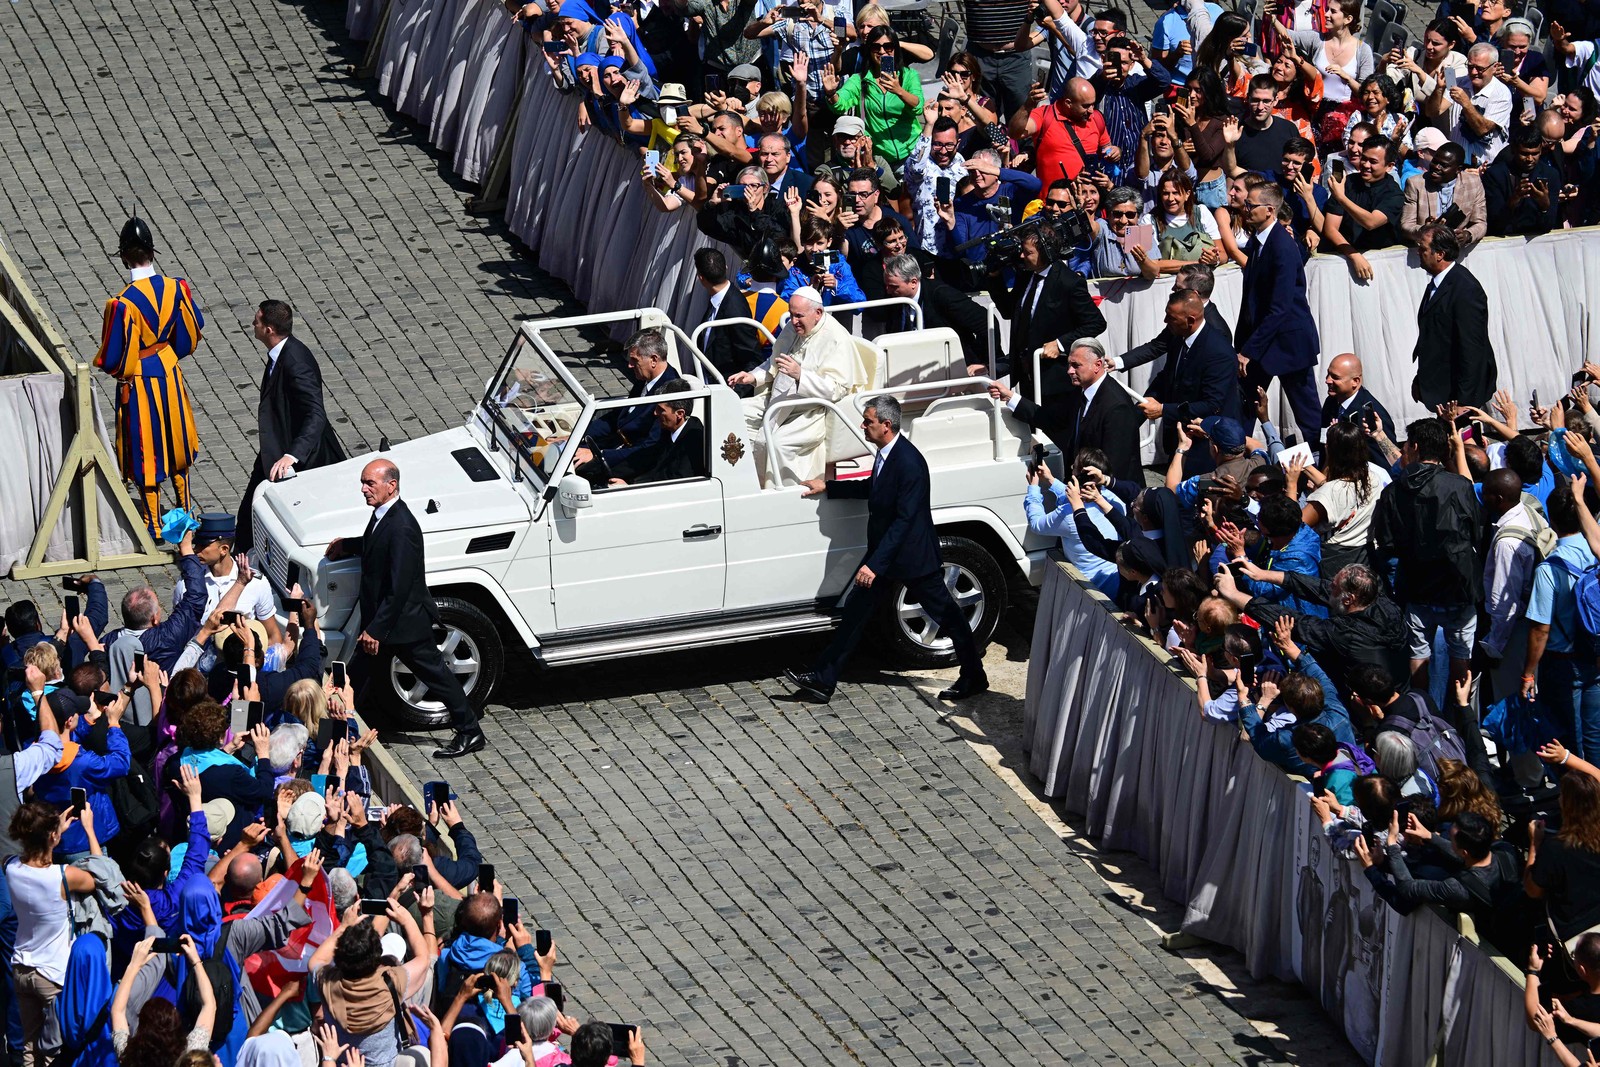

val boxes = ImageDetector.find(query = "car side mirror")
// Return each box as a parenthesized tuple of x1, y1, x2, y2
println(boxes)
(557, 473, 592, 512)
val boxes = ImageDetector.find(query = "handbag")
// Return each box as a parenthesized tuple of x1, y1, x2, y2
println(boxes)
(1158, 222, 1214, 261)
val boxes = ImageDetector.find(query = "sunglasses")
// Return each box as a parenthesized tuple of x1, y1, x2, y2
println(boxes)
(1109, 209, 1139, 218)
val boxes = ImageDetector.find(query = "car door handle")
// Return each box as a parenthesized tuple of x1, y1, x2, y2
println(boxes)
(683, 524, 722, 539)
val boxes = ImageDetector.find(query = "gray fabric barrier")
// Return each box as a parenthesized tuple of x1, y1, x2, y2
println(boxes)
(1026, 562, 1566, 1066)
(0, 373, 139, 574)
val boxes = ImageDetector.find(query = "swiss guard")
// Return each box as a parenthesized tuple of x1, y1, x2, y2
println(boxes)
(95, 216, 205, 535)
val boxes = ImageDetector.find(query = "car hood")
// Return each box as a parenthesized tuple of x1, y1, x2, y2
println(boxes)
(258, 426, 532, 548)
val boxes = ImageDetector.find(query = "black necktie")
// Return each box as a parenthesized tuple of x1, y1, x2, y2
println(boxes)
(260, 358, 273, 394)
(363, 509, 378, 541)
(1171, 340, 1189, 384)
(1245, 234, 1261, 258)
(1017, 275, 1039, 344)
(1420, 279, 1438, 313)
(1069, 392, 1087, 455)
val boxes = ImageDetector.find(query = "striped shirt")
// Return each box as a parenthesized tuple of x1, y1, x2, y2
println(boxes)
(962, 0, 1032, 49)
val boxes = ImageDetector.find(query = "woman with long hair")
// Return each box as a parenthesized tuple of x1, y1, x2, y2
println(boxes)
(1302, 419, 1389, 575)
(1262, 45, 1324, 141)
(1197, 11, 1260, 93)
(1526, 767, 1600, 950)
(1151, 168, 1223, 271)
(1434, 757, 1504, 828)
(642, 135, 708, 213)
(1212, 171, 1268, 267)
(822, 25, 925, 169)
(1171, 67, 1234, 210)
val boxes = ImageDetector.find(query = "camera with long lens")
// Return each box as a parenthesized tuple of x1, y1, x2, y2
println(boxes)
(957, 199, 1089, 268)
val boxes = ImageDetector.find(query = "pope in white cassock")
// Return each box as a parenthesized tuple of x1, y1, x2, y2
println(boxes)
(728, 287, 870, 486)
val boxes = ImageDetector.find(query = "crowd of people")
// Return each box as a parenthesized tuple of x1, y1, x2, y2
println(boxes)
(0, 517, 648, 1067)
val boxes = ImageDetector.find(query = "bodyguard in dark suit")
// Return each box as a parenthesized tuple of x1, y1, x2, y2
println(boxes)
(1128, 290, 1241, 476)
(785, 396, 987, 703)
(326, 460, 483, 759)
(609, 382, 708, 484)
(236, 300, 345, 555)
(1413, 224, 1496, 411)
(573, 329, 682, 481)
(989, 339, 1144, 484)
(1322, 353, 1396, 465)
(694, 249, 763, 378)
(985, 231, 1106, 405)
(881, 254, 990, 370)
(1234, 188, 1323, 444)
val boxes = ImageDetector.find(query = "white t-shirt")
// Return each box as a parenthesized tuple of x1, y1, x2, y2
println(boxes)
(173, 559, 276, 623)
(1308, 463, 1393, 548)
(1569, 41, 1600, 99)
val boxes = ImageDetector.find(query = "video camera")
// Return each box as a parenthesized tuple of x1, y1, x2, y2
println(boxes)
(955, 198, 1090, 268)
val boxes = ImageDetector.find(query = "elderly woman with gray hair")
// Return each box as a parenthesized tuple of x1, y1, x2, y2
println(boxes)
(1091, 186, 1159, 280)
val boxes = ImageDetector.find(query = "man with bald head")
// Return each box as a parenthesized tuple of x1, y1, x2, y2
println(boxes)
(1321, 353, 1394, 465)
(1010, 76, 1116, 185)
(327, 459, 483, 758)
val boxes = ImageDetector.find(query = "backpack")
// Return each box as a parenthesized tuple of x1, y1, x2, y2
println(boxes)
(1338, 741, 1378, 777)
(1394, 691, 1470, 782)
(107, 763, 160, 840)
(1158, 222, 1214, 262)
(1547, 555, 1600, 659)
(1492, 508, 1558, 563)
(178, 923, 235, 1050)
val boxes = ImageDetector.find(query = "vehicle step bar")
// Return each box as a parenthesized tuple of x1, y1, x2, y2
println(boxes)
(533, 612, 837, 666)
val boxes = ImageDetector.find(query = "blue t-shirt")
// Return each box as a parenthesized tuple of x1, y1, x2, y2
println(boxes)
(1151, 2, 1224, 83)
(1528, 535, 1598, 653)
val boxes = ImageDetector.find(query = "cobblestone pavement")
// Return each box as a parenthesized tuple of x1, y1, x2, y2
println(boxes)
(385, 641, 1260, 1065)
(1, 0, 1307, 1062)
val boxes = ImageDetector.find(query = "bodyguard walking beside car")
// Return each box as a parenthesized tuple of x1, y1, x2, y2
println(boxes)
(785, 396, 989, 703)
(325, 459, 485, 759)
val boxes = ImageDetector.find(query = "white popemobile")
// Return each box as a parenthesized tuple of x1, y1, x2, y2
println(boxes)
(251, 307, 1056, 727)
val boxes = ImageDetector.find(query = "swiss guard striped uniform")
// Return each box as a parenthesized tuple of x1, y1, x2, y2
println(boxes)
(95, 265, 205, 529)
(744, 288, 789, 360)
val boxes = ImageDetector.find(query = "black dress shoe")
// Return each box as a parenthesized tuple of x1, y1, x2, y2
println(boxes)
(784, 668, 834, 703)
(938, 673, 989, 700)
(433, 729, 487, 759)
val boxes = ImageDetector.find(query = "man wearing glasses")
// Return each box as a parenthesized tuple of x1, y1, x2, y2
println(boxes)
(1234, 184, 1323, 449)
(1435, 42, 1512, 165)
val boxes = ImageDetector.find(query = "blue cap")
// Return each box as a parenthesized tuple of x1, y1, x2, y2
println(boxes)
(1200, 416, 1246, 453)
(194, 512, 236, 543)
(159, 509, 201, 545)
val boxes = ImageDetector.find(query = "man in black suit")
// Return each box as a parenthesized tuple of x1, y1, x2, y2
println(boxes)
(988, 338, 1143, 483)
(326, 460, 483, 759)
(1413, 224, 1496, 410)
(755, 133, 813, 199)
(1128, 289, 1241, 476)
(235, 300, 345, 555)
(880, 254, 990, 369)
(1322, 353, 1395, 465)
(785, 396, 987, 702)
(983, 231, 1106, 404)
(1234, 184, 1323, 446)
(693, 248, 762, 378)
(572, 328, 682, 483)
(607, 381, 707, 485)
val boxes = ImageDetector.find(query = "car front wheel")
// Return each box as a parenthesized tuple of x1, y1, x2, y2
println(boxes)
(874, 535, 1007, 669)
(379, 596, 504, 729)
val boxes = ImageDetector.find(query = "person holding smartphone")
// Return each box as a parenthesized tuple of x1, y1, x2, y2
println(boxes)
(32, 685, 132, 859)
(822, 26, 925, 170)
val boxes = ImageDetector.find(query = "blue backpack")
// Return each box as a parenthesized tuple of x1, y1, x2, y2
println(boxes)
(1547, 556, 1600, 659)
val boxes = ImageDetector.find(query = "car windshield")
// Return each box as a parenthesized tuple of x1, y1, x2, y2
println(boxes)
(479, 334, 588, 491)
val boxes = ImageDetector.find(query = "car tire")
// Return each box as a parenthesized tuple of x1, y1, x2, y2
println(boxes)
(874, 535, 1007, 669)
(378, 596, 504, 730)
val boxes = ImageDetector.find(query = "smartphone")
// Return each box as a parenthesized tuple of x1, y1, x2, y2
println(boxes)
(1242, 41, 1259, 57)
(1533, 388, 1541, 408)
(833, 12, 846, 31)
(609, 1025, 636, 1058)
(477, 974, 498, 992)
(151, 937, 184, 954)
(535, 928, 553, 956)
(935, 175, 952, 204)
(92, 691, 115, 708)
(1195, 476, 1217, 498)
(425, 780, 450, 810)
(132, 651, 146, 675)
(724, 183, 747, 200)
(1396, 798, 1413, 825)
(70, 787, 87, 815)
(61, 577, 87, 593)
(237, 663, 254, 689)
(478, 864, 496, 893)
(1440, 203, 1465, 229)
(412, 863, 429, 885)
(331, 661, 347, 690)
(282, 597, 303, 612)
(329, 774, 344, 795)
(1329, 158, 1346, 181)
(505, 1014, 525, 1044)
(229, 699, 250, 738)
(1227, 560, 1250, 584)
(247, 700, 264, 731)
(704, 73, 721, 93)
(366, 803, 385, 821)
(880, 56, 896, 75)
(285, 560, 301, 592)
(1235, 652, 1259, 686)
(64, 595, 80, 621)
(221, 610, 242, 625)
(643, 149, 660, 171)
(1027, 443, 1046, 476)
(358, 898, 389, 916)
(542, 40, 565, 54)
(544, 981, 565, 1012)
(504, 897, 520, 927)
